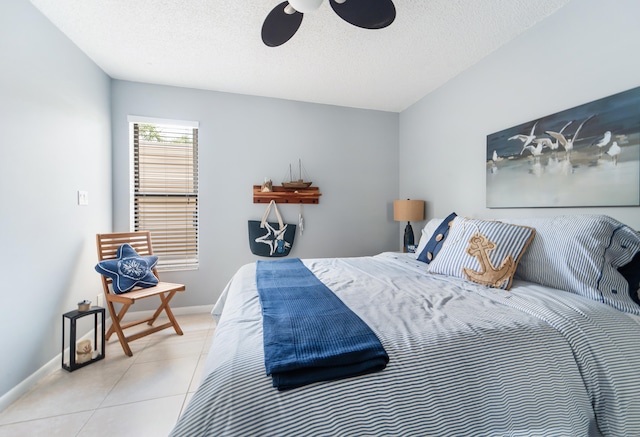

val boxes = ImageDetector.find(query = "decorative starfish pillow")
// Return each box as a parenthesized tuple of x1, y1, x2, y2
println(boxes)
(428, 217, 535, 290)
(95, 243, 159, 294)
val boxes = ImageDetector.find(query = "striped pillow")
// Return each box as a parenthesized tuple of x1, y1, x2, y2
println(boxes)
(504, 215, 640, 315)
(428, 217, 535, 290)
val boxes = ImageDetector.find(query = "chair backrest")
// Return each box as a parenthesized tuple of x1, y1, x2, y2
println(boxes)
(96, 231, 159, 291)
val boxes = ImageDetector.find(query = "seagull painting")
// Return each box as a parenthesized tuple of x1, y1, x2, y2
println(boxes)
(509, 121, 538, 150)
(546, 115, 594, 156)
(606, 141, 621, 165)
(492, 150, 504, 162)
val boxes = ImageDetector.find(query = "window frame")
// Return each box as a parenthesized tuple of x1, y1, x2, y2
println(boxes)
(128, 116, 199, 272)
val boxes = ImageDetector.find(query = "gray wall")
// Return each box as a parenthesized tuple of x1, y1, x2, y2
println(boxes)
(0, 0, 112, 399)
(400, 0, 640, 229)
(110, 81, 400, 311)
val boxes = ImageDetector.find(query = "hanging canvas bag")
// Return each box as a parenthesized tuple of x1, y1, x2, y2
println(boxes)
(248, 200, 296, 257)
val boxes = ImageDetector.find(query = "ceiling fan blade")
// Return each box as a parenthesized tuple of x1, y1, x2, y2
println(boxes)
(261, 2, 304, 47)
(329, 0, 395, 29)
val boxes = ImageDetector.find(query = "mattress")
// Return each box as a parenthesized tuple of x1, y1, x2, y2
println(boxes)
(172, 252, 640, 436)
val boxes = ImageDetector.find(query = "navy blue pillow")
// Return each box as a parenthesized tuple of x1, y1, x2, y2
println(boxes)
(95, 243, 159, 294)
(417, 212, 457, 264)
(618, 251, 640, 306)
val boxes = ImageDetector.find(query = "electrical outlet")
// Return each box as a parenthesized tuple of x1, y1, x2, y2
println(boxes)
(78, 190, 89, 206)
(96, 294, 104, 307)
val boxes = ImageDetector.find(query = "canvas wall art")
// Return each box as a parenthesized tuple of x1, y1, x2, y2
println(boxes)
(486, 86, 640, 208)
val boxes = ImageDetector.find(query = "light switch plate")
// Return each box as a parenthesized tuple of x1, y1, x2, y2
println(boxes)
(78, 190, 89, 206)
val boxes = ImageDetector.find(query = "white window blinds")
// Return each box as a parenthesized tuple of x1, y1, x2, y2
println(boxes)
(132, 121, 199, 271)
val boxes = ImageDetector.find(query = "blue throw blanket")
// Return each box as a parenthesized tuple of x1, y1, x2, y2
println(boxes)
(256, 258, 389, 391)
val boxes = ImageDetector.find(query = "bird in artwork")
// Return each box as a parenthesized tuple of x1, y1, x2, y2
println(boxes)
(594, 131, 612, 156)
(521, 139, 548, 157)
(606, 141, 621, 165)
(492, 150, 504, 162)
(509, 121, 538, 150)
(546, 115, 594, 156)
(545, 121, 573, 153)
(533, 137, 553, 150)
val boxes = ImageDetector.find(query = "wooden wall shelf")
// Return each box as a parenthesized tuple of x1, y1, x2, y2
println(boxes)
(253, 185, 321, 204)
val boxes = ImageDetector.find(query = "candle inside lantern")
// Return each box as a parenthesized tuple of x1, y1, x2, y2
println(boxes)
(76, 339, 92, 363)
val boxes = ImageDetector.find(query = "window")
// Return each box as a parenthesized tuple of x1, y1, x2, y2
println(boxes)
(130, 118, 199, 271)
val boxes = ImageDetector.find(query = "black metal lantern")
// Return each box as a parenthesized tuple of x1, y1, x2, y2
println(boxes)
(62, 306, 106, 371)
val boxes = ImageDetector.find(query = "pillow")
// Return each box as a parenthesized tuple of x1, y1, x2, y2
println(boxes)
(427, 217, 535, 290)
(504, 215, 640, 315)
(95, 243, 159, 294)
(617, 251, 640, 307)
(417, 212, 457, 263)
(414, 218, 442, 258)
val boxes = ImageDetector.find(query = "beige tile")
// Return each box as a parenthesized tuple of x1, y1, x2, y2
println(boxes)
(175, 313, 216, 332)
(0, 362, 128, 425)
(145, 328, 208, 348)
(78, 395, 185, 437)
(134, 337, 207, 364)
(0, 411, 93, 437)
(100, 357, 198, 407)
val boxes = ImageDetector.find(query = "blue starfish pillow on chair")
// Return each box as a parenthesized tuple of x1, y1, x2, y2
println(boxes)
(95, 243, 159, 294)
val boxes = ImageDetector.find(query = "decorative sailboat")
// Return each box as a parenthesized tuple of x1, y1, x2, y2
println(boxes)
(282, 159, 312, 189)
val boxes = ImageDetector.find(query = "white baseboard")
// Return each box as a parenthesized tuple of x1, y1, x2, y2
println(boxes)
(0, 352, 62, 413)
(0, 305, 213, 413)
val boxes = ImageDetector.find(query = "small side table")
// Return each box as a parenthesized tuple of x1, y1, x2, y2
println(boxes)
(62, 306, 105, 371)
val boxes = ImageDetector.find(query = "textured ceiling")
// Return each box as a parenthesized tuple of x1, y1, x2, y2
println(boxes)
(30, 0, 572, 112)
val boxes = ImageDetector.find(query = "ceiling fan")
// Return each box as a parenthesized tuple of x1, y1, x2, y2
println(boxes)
(261, 0, 396, 47)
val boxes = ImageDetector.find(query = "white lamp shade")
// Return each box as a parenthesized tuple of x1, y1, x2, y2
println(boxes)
(394, 200, 425, 222)
(288, 0, 324, 13)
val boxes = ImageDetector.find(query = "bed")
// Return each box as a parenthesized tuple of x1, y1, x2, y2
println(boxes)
(172, 214, 640, 436)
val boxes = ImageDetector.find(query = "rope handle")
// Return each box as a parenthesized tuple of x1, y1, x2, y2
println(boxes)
(260, 200, 284, 229)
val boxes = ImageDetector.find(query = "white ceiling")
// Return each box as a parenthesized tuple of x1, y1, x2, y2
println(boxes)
(30, 0, 572, 112)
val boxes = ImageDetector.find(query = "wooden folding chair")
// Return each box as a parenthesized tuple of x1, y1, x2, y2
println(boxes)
(96, 231, 185, 356)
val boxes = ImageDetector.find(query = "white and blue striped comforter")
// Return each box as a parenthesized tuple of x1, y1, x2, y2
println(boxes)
(172, 253, 640, 436)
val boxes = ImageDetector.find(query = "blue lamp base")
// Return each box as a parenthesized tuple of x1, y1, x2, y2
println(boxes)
(403, 222, 415, 253)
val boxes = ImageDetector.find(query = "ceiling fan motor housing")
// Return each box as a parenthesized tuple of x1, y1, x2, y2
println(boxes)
(288, 0, 324, 13)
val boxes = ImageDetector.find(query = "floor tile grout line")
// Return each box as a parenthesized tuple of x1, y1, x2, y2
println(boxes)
(74, 407, 98, 437)
(0, 407, 98, 428)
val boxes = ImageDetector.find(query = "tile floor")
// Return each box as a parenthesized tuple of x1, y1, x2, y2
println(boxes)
(0, 312, 216, 437)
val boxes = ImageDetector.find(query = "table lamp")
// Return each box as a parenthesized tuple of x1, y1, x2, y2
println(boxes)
(393, 199, 425, 252)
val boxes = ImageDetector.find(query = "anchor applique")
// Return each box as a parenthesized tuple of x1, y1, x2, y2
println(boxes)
(463, 233, 516, 288)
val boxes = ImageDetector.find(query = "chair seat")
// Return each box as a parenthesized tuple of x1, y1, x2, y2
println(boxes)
(107, 282, 186, 304)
